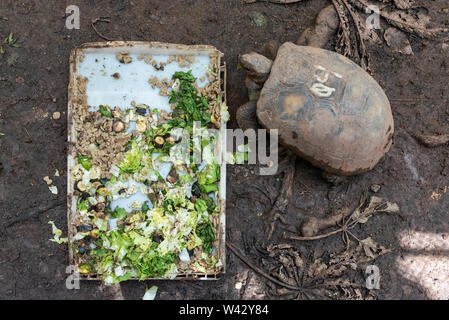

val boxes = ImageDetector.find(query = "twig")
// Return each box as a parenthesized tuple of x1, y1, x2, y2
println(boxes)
(341, 0, 371, 71)
(91, 17, 114, 41)
(331, 0, 353, 58)
(266, 152, 296, 241)
(284, 194, 399, 243)
(0, 200, 65, 232)
(310, 281, 366, 289)
(252, 184, 274, 204)
(410, 132, 449, 148)
(284, 227, 345, 241)
(226, 242, 302, 291)
(349, 0, 448, 38)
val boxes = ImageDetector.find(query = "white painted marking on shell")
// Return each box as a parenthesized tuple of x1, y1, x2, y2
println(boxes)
(314, 65, 329, 83)
(310, 65, 339, 97)
(332, 72, 343, 79)
(310, 83, 335, 98)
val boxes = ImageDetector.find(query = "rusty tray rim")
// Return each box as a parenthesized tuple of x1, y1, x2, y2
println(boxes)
(67, 41, 227, 281)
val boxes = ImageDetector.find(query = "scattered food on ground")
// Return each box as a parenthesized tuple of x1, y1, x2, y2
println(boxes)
(48, 185, 58, 195)
(43, 176, 53, 185)
(52, 111, 60, 120)
(49, 221, 68, 244)
(142, 286, 158, 300)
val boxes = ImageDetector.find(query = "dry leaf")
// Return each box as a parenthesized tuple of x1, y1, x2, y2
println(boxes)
(268, 0, 304, 3)
(360, 237, 391, 259)
(379, 201, 400, 213)
(308, 258, 328, 278)
(384, 27, 414, 55)
(350, 0, 448, 38)
(393, 0, 415, 10)
(360, 20, 382, 44)
(360, 237, 378, 258)
(348, 195, 399, 224)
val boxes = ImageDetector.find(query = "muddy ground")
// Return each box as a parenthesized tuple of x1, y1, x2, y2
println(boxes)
(0, 0, 448, 300)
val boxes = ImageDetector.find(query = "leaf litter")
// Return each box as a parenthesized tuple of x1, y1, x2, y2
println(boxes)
(328, 0, 448, 71)
(228, 193, 399, 299)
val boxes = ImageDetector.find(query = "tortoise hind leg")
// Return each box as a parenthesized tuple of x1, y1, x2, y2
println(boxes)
(297, 4, 339, 49)
(321, 171, 349, 185)
(236, 100, 259, 131)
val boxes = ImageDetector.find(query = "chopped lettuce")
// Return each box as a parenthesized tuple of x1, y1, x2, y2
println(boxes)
(118, 140, 142, 174)
(48, 221, 68, 244)
(143, 286, 158, 300)
(48, 185, 58, 195)
(197, 162, 219, 193)
(72, 69, 223, 284)
(77, 155, 91, 171)
(99, 105, 112, 118)
(195, 198, 208, 214)
(111, 206, 127, 220)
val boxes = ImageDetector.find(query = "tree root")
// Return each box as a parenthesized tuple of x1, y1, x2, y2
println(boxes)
(266, 152, 296, 241)
(297, 4, 340, 48)
(284, 193, 400, 250)
(410, 132, 449, 148)
(91, 17, 115, 41)
(226, 242, 303, 291)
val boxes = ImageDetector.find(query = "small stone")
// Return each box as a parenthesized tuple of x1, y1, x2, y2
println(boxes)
(111, 72, 120, 80)
(52, 111, 61, 120)
(370, 184, 381, 193)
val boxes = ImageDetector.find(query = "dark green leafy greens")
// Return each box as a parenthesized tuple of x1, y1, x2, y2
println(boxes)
(99, 105, 112, 118)
(169, 71, 211, 127)
(196, 220, 215, 255)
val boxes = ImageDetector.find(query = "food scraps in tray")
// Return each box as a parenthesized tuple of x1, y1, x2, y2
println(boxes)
(70, 55, 229, 283)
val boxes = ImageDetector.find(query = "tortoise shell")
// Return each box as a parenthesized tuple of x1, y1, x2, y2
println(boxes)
(257, 42, 394, 175)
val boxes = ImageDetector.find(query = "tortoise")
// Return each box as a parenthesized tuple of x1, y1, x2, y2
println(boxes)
(236, 7, 394, 176)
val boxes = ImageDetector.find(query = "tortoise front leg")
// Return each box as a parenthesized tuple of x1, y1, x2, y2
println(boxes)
(236, 51, 273, 130)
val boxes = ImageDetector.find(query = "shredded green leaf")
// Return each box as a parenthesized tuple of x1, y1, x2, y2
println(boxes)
(48, 221, 68, 244)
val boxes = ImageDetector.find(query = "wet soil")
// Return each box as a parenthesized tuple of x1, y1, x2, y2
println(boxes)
(0, 0, 448, 299)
